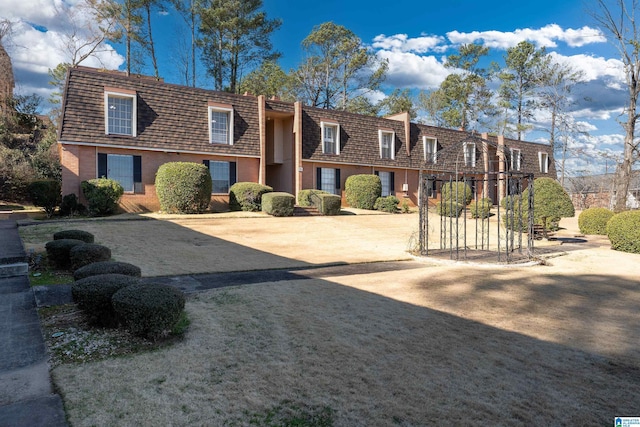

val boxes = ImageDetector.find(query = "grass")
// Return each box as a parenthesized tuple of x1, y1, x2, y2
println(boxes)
(29, 269, 74, 286)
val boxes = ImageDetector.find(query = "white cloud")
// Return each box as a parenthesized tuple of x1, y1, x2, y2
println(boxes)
(549, 52, 624, 83)
(372, 33, 446, 53)
(375, 50, 448, 89)
(447, 24, 606, 50)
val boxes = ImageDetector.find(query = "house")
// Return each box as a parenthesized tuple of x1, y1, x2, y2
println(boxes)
(58, 66, 556, 212)
(564, 172, 640, 210)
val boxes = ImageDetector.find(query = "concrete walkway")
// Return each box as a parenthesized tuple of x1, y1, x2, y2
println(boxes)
(0, 215, 67, 427)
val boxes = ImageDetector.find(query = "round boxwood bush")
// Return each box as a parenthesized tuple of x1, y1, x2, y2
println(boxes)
(112, 283, 186, 340)
(469, 198, 492, 218)
(45, 239, 86, 269)
(81, 178, 124, 216)
(229, 182, 273, 212)
(441, 181, 473, 206)
(297, 189, 329, 207)
(262, 192, 295, 217)
(72, 274, 140, 327)
(69, 243, 111, 270)
(436, 200, 464, 217)
(27, 179, 61, 218)
(74, 261, 142, 281)
(374, 195, 399, 213)
(345, 174, 381, 210)
(155, 162, 212, 214)
(606, 210, 640, 254)
(53, 229, 95, 243)
(523, 177, 574, 230)
(578, 207, 614, 235)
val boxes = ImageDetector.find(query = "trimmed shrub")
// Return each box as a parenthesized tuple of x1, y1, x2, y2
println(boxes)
(72, 274, 140, 327)
(436, 200, 464, 217)
(112, 283, 186, 340)
(524, 177, 574, 230)
(316, 193, 341, 215)
(59, 193, 86, 217)
(155, 162, 212, 214)
(441, 181, 473, 206)
(606, 210, 640, 254)
(45, 239, 85, 269)
(374, 195, 399, 213)
(74, 261, 142, 281)
(469, 198, 492, 218)
(501, 195, 529, 232)
(229, 182, 273, 211)
(27, 179, 61, 217)
(578, 207, 614, 235)
(81, 178, 124, 216)
(69, 243, 111, 270)
(297, 189, 329, 207)
(262, 192, 295, 217)
(53, 229, 95, 243)
(345, 174, 381, 210)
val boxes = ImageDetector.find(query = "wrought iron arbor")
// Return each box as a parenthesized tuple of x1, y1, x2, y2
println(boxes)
(417, 133, 535, 263)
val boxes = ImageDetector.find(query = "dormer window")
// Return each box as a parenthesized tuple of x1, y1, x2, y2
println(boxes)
(423, 136, 437, 163)
(321, 121, 340, 155)
(511, 148, 521, 171)
(104, 89, 136, 136)
(463, 142, 476, 167)
(539, 151, 549, 173)
(379, 129, 395, 160)
(208, 102, 234, 145)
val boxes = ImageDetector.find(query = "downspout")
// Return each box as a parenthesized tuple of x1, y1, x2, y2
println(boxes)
(258, 95, 266, 185)
(481, 132, 489, 200)
(497, 135, 505, 205)
(294, 101, 303, 199)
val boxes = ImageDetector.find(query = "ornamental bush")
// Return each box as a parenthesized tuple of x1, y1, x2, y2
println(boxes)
(45, 239, 86, 269)
(81, 178, 124, 216)
(469, 198, 492, 218)
(374, 195, 399, 213)
(74, 261, 142, 281)
(53, 229, 95, 243)
(345, 174, 381, 210)
(229, 182, 273, 211)
(578, 207, 614, 235)
(27, 179, 61, 217)
(316, 193, 341, 215)
(606, 210, 640, 254)
(69, 243, 111, 270)
(112, 283, 186, 340)
(297, 189, 329, 207)
(436, 200, 464, 217)
(59, 193, 85, 217)
(441, 181, 473, 206)
(501, 195, 529, 232)
(72, 274, 140, 327)
(155, 162, 212, 214)
(523, 177, 574, 230)
(262, 192, 295, 217)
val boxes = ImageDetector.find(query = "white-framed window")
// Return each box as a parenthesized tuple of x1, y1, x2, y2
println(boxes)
(423, 136, 437, 163)
(208, 104, 234, 145)
(377, 171, 395, 197)
(317, 167, 341, 195)
(539, 152, 549, 173)
(379, 130, 395, 159)
(105, 91, 136, 136)
(511, 148, 521, 171)
(97, 153, 141, 193)
(204, 160, 236, 193)
(463, 142, 476, 167)
(321, 121, 340, 155)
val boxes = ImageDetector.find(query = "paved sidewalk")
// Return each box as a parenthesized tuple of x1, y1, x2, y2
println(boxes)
(0, 216, 67, 427)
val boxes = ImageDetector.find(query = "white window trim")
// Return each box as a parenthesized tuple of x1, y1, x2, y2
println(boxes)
(321, 121, 340, 155)
(511, 148, 521, 171)
(104, 91, 137, 137)
(208, 105, 234, 145)
(379, 129, 395, 160)
(538, 151, 549, 173)
(463, 142, 476, 167)
(423, 136, 437, 163)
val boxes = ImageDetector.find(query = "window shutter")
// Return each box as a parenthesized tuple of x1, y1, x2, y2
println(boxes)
(98, 153, 107, 178)
(390, 172, 395, 193)
(133, 156, 142, 183)
(203, 160, 210, 168)
(316, 168, 322, 190)
(229, 162, 237, 187)
(374, 171, 379, 176)
(335, 169, 341, 190)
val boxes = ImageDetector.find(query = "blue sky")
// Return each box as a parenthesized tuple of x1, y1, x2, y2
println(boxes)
(0, 0, 630, 175)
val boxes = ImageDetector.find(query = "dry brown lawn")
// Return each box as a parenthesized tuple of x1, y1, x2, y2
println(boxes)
(23, 212, 640, 425)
